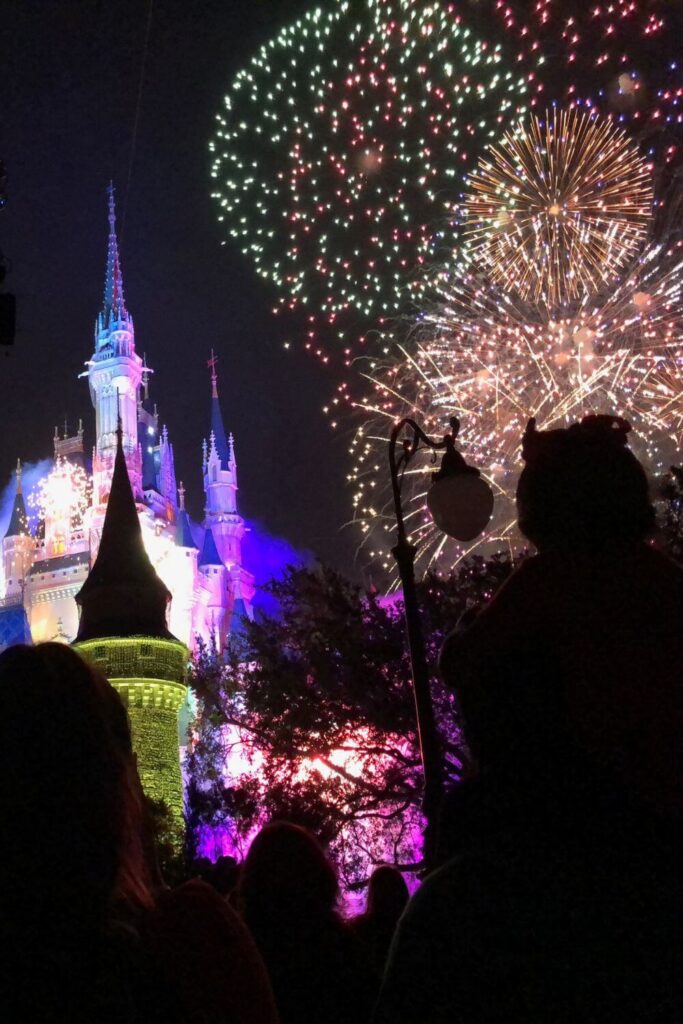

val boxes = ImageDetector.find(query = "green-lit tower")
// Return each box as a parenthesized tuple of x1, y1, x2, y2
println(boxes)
(74, 425, 188, 836)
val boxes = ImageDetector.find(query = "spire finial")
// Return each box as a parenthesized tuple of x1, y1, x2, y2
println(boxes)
(208, 349, 219, 400)
(228, 432, 236, 464)
(208, 350, 230, 467)
(108, 180, 116, 232)
(178, 481, 186, 511)
(16, 458, 22, 495)
(102, 182, 127, 322)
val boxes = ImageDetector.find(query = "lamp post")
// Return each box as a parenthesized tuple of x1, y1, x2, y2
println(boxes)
(389, 416, 493, 871)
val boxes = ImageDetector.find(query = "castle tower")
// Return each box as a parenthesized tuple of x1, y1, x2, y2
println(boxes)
(203, 351, 245, 569)
(197, 524, 229, 650)
(200, 352, 255, 647)
(74, 425, 188, 839)
(87, 183, 143, 505)
(2, 461, 34, 602)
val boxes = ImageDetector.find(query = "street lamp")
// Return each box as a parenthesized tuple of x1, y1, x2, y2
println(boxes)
(389, 416, 493, 871)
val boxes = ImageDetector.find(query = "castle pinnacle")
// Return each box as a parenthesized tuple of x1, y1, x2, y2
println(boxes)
(103, 181, 128, 324)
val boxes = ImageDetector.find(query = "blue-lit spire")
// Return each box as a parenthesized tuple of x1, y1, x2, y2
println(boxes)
(199, 526, 222, 568)
(175, 482, 196, 549)
(102, 182, 128, 324)
(4, 460, 27, 539)
(208, 349, 230, 468)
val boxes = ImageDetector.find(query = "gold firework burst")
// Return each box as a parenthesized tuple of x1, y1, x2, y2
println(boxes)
(463, 108, 654, 308)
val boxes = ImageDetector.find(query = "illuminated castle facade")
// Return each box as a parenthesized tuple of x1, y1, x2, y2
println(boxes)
(0, 185, 254, 653)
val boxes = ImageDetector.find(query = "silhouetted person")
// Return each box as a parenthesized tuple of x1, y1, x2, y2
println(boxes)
(350, 866, 409, 980)
(238, 822, 376, 1023)
(0, 644, 277, 1024)
(212, 855, 242, 898)
(376, 416, 683, 1022)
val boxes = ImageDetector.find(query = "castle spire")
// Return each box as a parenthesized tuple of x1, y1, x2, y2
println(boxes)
(103, 181, 127, 322)
(4, 461, 27, 538)
(89, 183, 142, 500)
(208, 350, 230, 467)
(75, 427, 173, 641)
(208, 348, 219, 400)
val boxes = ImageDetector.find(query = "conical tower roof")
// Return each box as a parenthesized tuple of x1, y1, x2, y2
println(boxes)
(176, 509, 195, 549)
(198, 526, 222, 568)
(4, 462, 27, 538)
(75, 428, 174, 641)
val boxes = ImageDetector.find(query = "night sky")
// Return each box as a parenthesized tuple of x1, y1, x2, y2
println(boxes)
(1, 0, 360, 574)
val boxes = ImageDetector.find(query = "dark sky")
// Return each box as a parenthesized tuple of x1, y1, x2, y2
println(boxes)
(1, 0, 361, 573)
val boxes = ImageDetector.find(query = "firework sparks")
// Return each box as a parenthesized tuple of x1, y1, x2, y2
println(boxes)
(463, 108, 654, 308)
(348, 246, 683, 575)
(469, 0, 683, 166)
(209, 0, 530, 361)
(30, 458, 91, 555)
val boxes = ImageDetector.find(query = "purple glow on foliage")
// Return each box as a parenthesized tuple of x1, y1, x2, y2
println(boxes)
(196, 822, 255, 863)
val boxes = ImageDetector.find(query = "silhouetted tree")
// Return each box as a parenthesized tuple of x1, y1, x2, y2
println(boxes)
(185, 556, 516, 884)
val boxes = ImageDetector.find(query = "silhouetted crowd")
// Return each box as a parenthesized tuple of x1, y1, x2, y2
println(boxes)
(2, 414, 683, 1022)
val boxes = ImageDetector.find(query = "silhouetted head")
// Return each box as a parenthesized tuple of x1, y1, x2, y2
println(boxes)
(211, 854, 240, 896)
(0, 643, 151, 927)
(516, 415, 655, 551)
(239, 822, 338, 923)
(365, 865, 409, 923)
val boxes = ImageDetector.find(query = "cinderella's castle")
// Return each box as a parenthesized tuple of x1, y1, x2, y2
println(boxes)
(0, 185, 254, 654)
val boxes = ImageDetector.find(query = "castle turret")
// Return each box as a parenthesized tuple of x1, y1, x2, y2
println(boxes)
(74, 424, 188, 841)
(199, 352, 255, 646)
(87, 184, 143, 504)
(2, 461, 34, 602)
(197, 524, 230, 651)
(203, 351, 244, 568)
